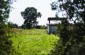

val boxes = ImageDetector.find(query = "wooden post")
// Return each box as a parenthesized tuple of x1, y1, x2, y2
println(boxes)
(49, 20, 50, 24)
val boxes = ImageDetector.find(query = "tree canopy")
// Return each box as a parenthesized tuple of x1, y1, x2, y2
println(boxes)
(49, 0, 85, 55)
(21, 7, 41, 29)
(51, 0, 85, 23)
(0, 0, 14, 55)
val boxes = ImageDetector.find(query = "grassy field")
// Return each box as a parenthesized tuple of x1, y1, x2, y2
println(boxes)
(10, 29, 59, 55)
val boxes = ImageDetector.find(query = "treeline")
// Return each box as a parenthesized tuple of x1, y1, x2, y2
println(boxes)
(21, 25, 47, 29)
(8, 22, 18, 28)
(7, 22, 47, 29)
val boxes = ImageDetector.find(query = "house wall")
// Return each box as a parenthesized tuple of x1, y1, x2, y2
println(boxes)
(47, 25, 57, 34)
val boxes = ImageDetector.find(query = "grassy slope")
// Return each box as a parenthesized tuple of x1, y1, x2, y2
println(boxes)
(10, 29, 59, 55)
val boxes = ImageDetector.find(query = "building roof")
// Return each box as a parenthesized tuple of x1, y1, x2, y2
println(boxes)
(48, 17, 67, 20)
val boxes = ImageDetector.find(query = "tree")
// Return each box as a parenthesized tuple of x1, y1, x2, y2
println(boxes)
(0, 0, 14, 55)
(49, 0, 85, 55)
(8, 22, 18, 28)
(21, 7, 41, 29)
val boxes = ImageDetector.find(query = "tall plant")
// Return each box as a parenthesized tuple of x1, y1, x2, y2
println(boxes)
(0, 0, 15, 55)
(49, 0, 85, 55)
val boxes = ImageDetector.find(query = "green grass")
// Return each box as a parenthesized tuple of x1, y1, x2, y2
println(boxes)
(10, 29, 59, 55)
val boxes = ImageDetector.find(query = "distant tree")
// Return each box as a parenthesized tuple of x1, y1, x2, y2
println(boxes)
(21, 7, 41, 29)
(49, 0, 85, 55)
(8, 22, 18, 28)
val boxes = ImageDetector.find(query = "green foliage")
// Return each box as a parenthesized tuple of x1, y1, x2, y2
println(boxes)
(8, 22, 18, 28)
(0, 0, 14, 55)
(35, 25, 47, 29)
(21, 7, 41, 29)
(50, 0, 85, 55)
(10, 29, 59, 55)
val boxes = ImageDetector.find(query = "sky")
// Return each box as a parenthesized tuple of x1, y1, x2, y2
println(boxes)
(8, 0, 57, 26)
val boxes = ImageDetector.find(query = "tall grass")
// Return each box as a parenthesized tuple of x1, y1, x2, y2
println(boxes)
(10, 29, 59, 55)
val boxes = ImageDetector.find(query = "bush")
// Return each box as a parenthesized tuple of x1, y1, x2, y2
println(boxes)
(0, 0, 14, 55)
(35, 25, 47, 29)
(8, 22, 18, 28)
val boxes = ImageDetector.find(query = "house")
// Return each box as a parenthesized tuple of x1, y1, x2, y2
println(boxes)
(47, 17, 67, 34)
(47, 24, 57, 34)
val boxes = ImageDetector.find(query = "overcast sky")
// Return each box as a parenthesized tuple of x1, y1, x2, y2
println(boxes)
(8, 0, 57, 26)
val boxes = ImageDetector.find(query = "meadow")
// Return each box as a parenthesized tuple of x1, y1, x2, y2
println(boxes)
(10, 29, 59, 55)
